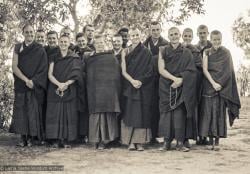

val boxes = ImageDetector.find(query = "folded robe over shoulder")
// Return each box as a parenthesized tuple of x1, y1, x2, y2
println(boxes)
(159, 44, 197, 119)
(203, 47, 241, 126)
(13, 42, 48, 104)
(122, 43, 154, 128)
(85, 51, 121, 114)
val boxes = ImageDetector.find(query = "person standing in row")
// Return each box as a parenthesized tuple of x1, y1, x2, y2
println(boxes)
(10, 23, 48, 147)
(158, 27, 197, 152)
(121, 27, 154, 151)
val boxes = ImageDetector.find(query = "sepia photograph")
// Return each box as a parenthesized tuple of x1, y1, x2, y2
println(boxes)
(0, 0, 250, 173)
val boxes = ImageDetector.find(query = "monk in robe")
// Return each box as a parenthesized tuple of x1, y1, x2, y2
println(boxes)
(118, 27, 129, 48)
(112, 34, 123, 64)
(121, 27, 154, 151)
(200, 30, 241, 150)
(86, 34, 121, 150)
(75, 32, 92, 143)
(46, 34, 84, 148)
(196, 24, 213, 145)
(83, 24, 95, 50)
(110, 34, 124, 145)
(75, 32, 93, 59)
(181, 28, 202, 147)
(10, 24, 48, 147)
(144, 21, 169, 143)
(35, 28, 46, 46)
(44, 31, 60, 61)
(158, 27, 197, 152)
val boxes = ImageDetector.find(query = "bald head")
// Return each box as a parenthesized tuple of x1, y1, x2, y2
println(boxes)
(182, 28, 193, 44)
(168, 27, 181, 44)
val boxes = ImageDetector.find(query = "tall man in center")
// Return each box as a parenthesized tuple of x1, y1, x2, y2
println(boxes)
(158, 27, 197, 152)
(144, 21, 169, 143)
(121, 27, 154, 151)
(86, 34, 121, 150)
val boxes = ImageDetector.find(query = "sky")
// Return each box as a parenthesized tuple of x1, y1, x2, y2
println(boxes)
(166, 0, 250, 70)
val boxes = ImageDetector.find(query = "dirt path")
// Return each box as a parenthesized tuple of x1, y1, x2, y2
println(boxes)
(1, 98, 250, 174)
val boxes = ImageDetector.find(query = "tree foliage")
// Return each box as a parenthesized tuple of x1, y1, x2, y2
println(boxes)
(232, 9, 250, 59)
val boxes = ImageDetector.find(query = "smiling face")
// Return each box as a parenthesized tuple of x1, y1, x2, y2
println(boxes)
(168, 28, 181, 45)
(36, 31, 46, 46)
(112, 36, 123, 50)
(210, 33, 222, 50)
(59, 36, 70, 52)
(47, 33, 58, 47)
(182, 30, 193, 44)
(76, 36, 87, 48)
(151, 23, 162, 39)
(129, 28, 141, 45)
(94, 36, 105, 52)
(23, 25, 35, 43)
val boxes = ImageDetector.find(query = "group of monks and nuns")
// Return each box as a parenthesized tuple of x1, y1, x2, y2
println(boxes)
(86, 34, 121, 150)
(10, 23, 48, 147)
(121, 27, 154, 151)
(144, 21, 169, 143)
(46, 34, 84, 148)
(112, 34, 123, 63)
(200, 30, 241, 150)
(35, 28, 46, 46)
(181, 28, 202, 147)
(118, 27, 129, 48)
(83, 24, 95, 50)
(195, 25, 213, 145)
(158, 27, 197, 152)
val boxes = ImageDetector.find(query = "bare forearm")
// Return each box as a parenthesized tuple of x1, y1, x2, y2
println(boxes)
(159, 69, 177, 81)
(203, 69, 216, 85)
(12, 67, 29, 83)
(66, 80, 75, 85)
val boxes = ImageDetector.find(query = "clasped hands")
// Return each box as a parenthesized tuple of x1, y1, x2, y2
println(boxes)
(57, 82, 69, 92)
(131, 79, 142, 89)
(171, 77, 183, 89)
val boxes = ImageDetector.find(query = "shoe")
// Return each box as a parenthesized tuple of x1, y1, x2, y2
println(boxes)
(63, 144, 72, 148)
(128, 143, 136, 151)
(176, 145, 190, 152)
(159, 141, 171, 151)
(215, 138, 219, 146)
(16, 141, 27, 147)
(136, 144, 144, 151)
(51, 143, 60, 148)
(27, 139, 33, 147)
(98, 143, 105, 150)
(184, 140, 191, 148)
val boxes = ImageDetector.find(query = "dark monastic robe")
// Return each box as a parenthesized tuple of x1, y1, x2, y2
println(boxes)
(9, 42, 48, 140)
(196, 40, 213, 56)
(159, 44, 197, 139)
(75, 46, 92, 137)
(183, 44, 202, 139)
(144, 36, 169, 139)
(85, 51, 121, 114)
(46, 52, 84, 141)
(122, 43, 154, 128)
(202, 47, 241, 126)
